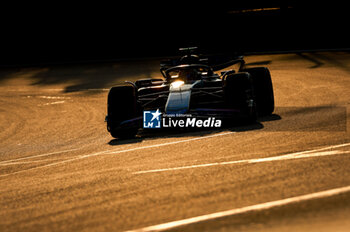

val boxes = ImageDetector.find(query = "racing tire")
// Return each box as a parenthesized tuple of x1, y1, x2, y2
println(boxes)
(107, 85, 138, 139)
(110, 129, 138, 140)
(224, 72, 257, 122)
(242, 67, 274, 116)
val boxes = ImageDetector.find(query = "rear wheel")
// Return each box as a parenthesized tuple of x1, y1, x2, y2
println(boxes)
(224, 72, 257, 122)
(242, 67, 274, 116)
(107, 85, 138, 139)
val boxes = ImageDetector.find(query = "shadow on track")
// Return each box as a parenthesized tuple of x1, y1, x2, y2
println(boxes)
(258, 114, 282, 122)
(107, 104, 348, 146)
(245, 60, 272, 66)
(0, 60, 161, 93)
(106, 117, 282, 146)
(311, 52, 350, 74)
(296, 53, 324, 69)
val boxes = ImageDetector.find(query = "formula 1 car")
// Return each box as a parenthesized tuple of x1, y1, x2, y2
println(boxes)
(106, 47, 274, 139)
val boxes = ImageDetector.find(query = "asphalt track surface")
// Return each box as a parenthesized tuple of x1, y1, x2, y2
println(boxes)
(1, 52, 350, 232)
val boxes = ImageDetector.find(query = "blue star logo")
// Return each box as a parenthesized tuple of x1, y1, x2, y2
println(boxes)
(143, 109, 162, 128)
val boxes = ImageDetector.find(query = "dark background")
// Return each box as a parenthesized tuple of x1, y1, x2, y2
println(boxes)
(1, 1, 348, 66)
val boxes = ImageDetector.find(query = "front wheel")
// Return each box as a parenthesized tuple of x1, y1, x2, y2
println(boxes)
(242, 67, 274, 116)
(224, 72, 257, 123)
(107, 85, 139, 139)
(110, 128, 139, 139)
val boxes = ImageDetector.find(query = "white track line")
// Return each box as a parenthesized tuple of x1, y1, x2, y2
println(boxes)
(134, 142, 350, 174)
(0, 157, 72, 166)
(1, 160, 58, 166)
(0, 148, 81, 164)
(0, 132, 234, 178)
(3, 88, 109, 92)
(38, 96, 71, 99)
(107, 132, 235, 155)
(125, 185, 350, 232)
(38, 100, 65, 106)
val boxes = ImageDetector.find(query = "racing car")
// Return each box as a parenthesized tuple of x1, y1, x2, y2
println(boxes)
(106, 47, 274, 139)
